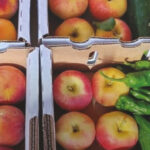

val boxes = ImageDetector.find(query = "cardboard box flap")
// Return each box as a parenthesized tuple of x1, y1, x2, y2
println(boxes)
(18, 0, 31, 43)
(25, 48, 39, 150)
(38, 0, 49, 41)
(0, 42, 26, 52)
(0, 47, 32, 67)
(42, 37, 120, 49)
(42, 37, 150, 49)
(49, 42, 150, 71)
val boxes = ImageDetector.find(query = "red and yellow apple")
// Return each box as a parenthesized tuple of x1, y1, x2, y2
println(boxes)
(92, 67, 129, 106)
(95, 18, 132, 41)
(56, 111, 95, 150)
(0, 0, 18, 19)
(96, 111, 138, 150)
(0, 18, 17, 41)
(53, 70, 92, 111)
(55, 17, 95, 42)
(49, 0, 88, 19)
(0, 65, 26, 104)
(88, 0, 127, 21)
(0, 105, 25, 146)
(0, 147, 13, 150)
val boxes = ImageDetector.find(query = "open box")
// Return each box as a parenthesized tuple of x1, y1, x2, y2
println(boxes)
(40, 43, 150, 150)
(38, 0, 150, 45)
(0, 0, 31, 44)
(0, 47, 39, 150)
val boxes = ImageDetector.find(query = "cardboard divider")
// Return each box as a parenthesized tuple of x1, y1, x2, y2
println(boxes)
(40, 43, 150, 150)
(0, 47, 39, 150)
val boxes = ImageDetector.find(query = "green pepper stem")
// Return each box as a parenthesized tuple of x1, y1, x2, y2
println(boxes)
(124, 61, 135, 67)
(99, 71, 124, 82)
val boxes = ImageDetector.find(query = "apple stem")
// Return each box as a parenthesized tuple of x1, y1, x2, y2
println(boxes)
(72, 124, 79, 133)
(67, 86, 74, 92)
(92, 21, 100, 28)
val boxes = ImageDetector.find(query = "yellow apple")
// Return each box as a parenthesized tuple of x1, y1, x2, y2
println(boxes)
(96, 18, 132, 41)
(55, 17, 95, 42)
(92, 67, 129, 106)
(89, 0, 127, 21)
(56, 111, 95, 150)
(96, 111, 138, 150)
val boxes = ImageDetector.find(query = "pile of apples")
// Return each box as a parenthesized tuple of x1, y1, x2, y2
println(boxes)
(0, 0, 18, 41)
(49, 0, 132, 42)
(53, 68, 138, 150)
(0, 65, 26, 150)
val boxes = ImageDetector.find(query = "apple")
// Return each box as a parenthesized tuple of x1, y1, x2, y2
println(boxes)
(0, 147, 13, 150)
(0, 65, 26, 104)
(96, 111, 138, 150)
(92, 67, 129, 106)
(88, 0, 127, 21)
(55, 17, 95, 42)
(0, 105, 25, 146)
(95, 18, 132, 41)
(53, 70, 92, 111)
(0, 0, 18, 19)
(0, 18, 17, 41)
(49, 0, 88, 20)
(56, 111, 95, 150)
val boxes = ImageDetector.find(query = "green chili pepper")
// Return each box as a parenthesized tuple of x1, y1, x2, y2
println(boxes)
(130, 89, 150, 103)
(134, 115, 150, 150)
(115, 64, 133, 74)
(100, 70, 150, 88)
(124, 60, 150, 70)
(133, 88, 150, 95)
(116, 95, 150, 115)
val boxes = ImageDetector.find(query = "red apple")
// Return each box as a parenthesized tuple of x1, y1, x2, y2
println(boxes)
(0, 0, 18, 19)
(92, 67, 129, 106)
(56, 111, 95, 150)
(88, 0, 127, 21)
(49, 0, 88, 19)
(0, 147, 13, 150)
(96, 111, 138, 150)
(95, 18, 132, 41)
(0, 65, 26, 104)
(0, 105, 25, 146)
(55, 17, 95, 42)
(53, 70, 92, 111)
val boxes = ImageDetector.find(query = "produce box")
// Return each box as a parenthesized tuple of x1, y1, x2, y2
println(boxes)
(40, 43, 150, 150)
(0, 0, 30, 44)
(0, 46, 39, 150)
(38, 0, 150, 44)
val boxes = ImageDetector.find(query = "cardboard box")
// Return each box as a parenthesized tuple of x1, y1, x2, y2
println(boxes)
(40, 43, 150, 150)
(37, 0, 150, 46)
(0, 46, 39, 150)
(0, 0, 31, 44)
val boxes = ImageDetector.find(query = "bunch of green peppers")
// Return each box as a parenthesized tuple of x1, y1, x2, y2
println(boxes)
(100, 58, 150, 150)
